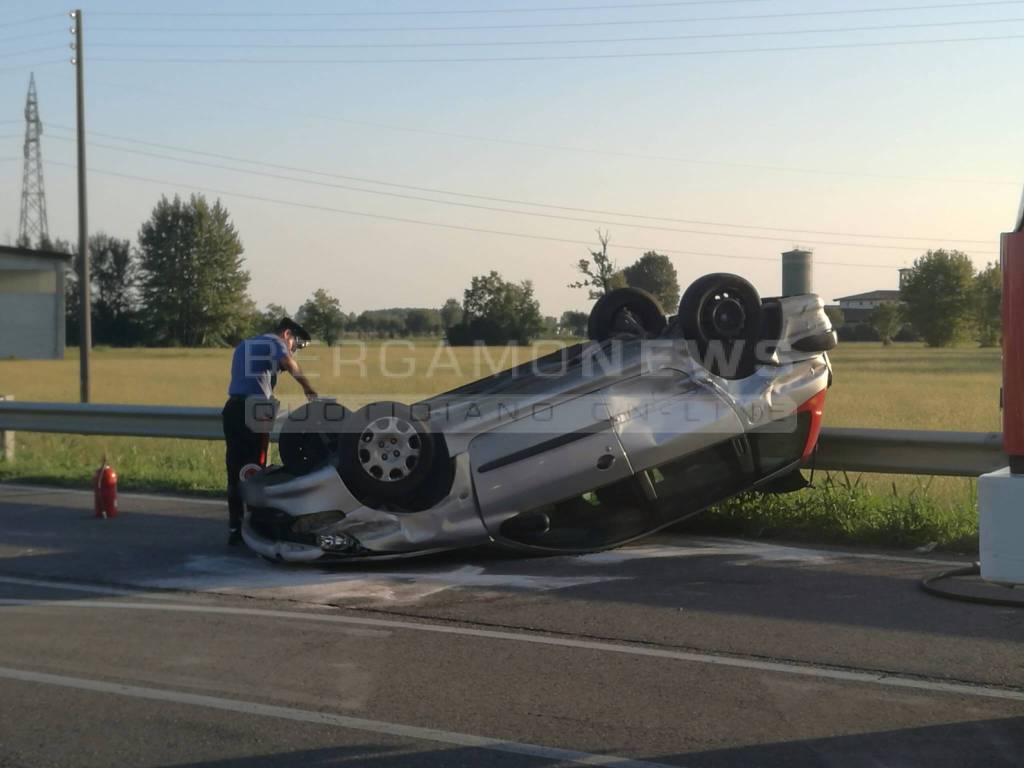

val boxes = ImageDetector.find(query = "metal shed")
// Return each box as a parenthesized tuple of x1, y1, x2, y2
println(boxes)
(0, 244, 71, 360)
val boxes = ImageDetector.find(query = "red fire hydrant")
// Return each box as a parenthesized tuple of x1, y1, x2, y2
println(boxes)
(93, 458, 118, 519)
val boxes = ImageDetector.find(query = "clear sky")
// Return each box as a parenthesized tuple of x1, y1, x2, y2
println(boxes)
(0, 0, 1021, 317)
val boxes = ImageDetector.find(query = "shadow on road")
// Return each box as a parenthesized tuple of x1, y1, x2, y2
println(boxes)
(0, 486, 1020, 649)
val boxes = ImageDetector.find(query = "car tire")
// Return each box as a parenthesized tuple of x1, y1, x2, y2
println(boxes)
(678, 273, 762, 379)
(278, 400, 348, 473)
(337, 402, 436, 503)
(587, 287, 667, 341)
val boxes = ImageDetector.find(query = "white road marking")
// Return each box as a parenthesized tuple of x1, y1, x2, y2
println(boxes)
(0, 665, 674, 768)
(2, 596, 1021, 704)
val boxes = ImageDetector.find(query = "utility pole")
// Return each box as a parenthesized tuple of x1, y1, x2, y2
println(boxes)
(71, 9, 90, 403)
(18, 73, 48, 246)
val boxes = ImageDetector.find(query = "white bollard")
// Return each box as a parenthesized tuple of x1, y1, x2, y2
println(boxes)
(979, 468, 1024, 585)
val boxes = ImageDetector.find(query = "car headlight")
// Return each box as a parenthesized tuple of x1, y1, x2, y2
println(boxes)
(317, 532, 361, 552)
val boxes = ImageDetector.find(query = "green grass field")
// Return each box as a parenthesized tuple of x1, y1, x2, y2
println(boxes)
(0, 342, 1000, 550)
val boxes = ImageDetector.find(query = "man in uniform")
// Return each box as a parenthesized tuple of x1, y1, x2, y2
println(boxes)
(223, 317, 318, 545)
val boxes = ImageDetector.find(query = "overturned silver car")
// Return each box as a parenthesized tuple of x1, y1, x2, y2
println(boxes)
(240, 273, 835, 561)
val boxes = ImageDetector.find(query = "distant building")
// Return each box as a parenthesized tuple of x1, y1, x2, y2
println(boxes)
(831, 289, 903, 324)
(0, 244, 71, 359)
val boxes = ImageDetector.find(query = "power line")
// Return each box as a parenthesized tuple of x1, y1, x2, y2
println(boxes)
(86, 16, 1024, 49)
(47, 158, 907, 270)
(44, 124, 993, 245)
(0, 30, 64, 46)
(87, 1, 1024, 34)
(93, 1, 777, 17)
(61, 74, 1018, 187)
(0, 60, 68, 75)
(88, 32, 1024, 63)
(52, 134, 966, 252)
(0, 13, 63, 32)
(0, 46, 69, 61)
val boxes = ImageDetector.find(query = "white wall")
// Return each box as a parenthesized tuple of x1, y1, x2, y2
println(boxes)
(0, 257, 65, 360)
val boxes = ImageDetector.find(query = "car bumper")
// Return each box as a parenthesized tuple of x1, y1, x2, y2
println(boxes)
(240, 452, 488, 561)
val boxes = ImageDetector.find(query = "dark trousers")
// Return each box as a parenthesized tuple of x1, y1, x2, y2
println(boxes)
(222, 396, 268, 530)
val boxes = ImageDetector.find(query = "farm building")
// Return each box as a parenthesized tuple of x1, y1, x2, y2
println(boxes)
(0, 244, 71, 360)
(831, 289, 903, 324)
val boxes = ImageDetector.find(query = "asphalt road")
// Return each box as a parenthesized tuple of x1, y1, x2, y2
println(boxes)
(0, 483, 1022, 767)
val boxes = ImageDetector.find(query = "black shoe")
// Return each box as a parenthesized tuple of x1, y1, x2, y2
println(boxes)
(227, 528, 243, 546)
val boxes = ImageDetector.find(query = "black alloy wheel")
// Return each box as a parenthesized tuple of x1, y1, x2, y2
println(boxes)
(587, 287, 667, 342)
(677, 273, 762, 379)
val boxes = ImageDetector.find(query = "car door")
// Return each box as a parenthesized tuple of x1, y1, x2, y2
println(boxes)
(469, 393, 646, 551)
(603, 368, 755, 526)
(605, 369, 745, 471)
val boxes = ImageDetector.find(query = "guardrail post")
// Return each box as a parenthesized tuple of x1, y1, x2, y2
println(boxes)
(979, 195, 1024, 585)
(0, 395, 13, 462)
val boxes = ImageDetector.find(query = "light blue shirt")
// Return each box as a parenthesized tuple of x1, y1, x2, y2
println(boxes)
(228, 334, 289, 398)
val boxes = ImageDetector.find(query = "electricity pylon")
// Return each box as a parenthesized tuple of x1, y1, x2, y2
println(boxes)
(18, 73, 49, 246)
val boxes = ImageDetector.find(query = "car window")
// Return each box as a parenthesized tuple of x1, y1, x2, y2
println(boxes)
(648, 438, 752, 522)
(498, 476, 657, 551)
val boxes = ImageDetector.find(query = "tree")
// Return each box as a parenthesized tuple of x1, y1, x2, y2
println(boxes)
(297, 288, 345, 346)
(449, 271, 544, 345)
(381, 316, 404, 339)
(360, 308, 410, 337)
(405, 308, 436, 336)
(227, 296, 262, 346)
(58, 234, 143, 346)
(137, 194, 251, 346)
(260, 303, 289, 330)
(230, 302, 288, 345)
(90, 234, 140, 344)
(560, 310, 588, 338)
(354, 312, 374, 338)
(90, 234, 136, 319)
(868, 302, 903, 346)
(568, 230, 626, 299)
(899, 250, 976, 347)
(440, 298, 463, 330)
(622, 251, 679, 311)
(973, 262, 1001, 347)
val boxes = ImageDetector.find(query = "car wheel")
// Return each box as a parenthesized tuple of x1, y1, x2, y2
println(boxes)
(587, 287, 667, 341)
(338, 402, 436, 503)
(278, 400, 348, 472)
(678, 273, 762, 379)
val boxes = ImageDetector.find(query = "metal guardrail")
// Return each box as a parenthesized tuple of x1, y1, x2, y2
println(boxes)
(0, 401, 224, 441)
(0, 400, 1008, 477)
(815, 427, 1005, 477)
